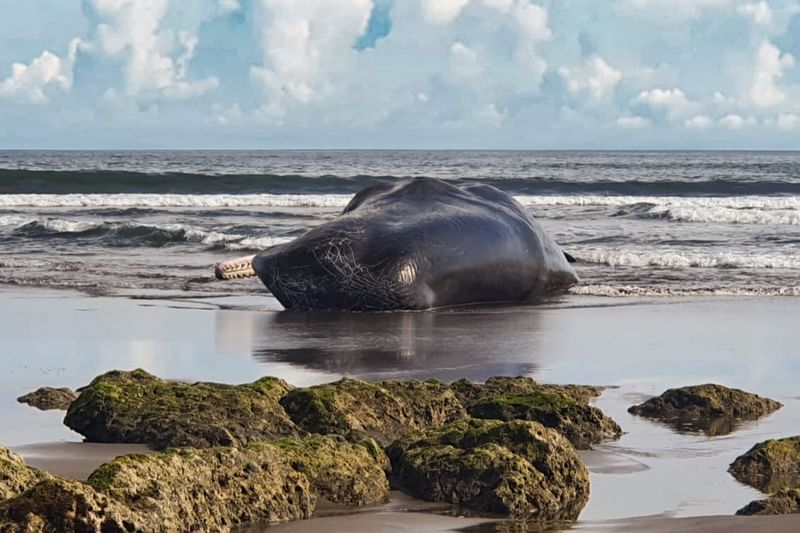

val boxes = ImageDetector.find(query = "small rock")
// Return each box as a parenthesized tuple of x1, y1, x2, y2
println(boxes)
(451, 377, 620, 449)
(628, 384, 782, 436)
(0, 446, 50, 501)
(736, 488, 800, 516)
(16, 387, 77, 411)
(729, 436, 800, 491)
(280, 378, 466, 445)
(386, 419, 590, 520)
(64, 369, 299, 449)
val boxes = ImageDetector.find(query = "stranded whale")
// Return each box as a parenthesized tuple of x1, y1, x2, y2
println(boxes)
(215, 177, 578, 311)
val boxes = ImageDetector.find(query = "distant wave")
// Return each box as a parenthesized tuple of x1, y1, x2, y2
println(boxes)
(2, 169, 800, 196)
(2, 193, 799, 214)
(1, 216, 292, 250)
(575, 249, 800, 269)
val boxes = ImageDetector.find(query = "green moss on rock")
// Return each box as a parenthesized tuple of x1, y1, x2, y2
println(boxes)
(64, 369, 299, 449)
(0, 446, 50, 502)
(280, 378, 466, 445)
(736, 488, 800, 516)
(386, 419, 589, 520)
(449, 377, 618, 449)
(628, 383, 782, 420)
(265, 435, 389, 506)
(729, 436, 800, 491)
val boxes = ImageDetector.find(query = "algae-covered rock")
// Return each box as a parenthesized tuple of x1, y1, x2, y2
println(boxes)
(87, 444, 315, 531)
(64, 369, 299, 449)
(452, 377, 620, 449)
(267, 435, 389, 506)
(0, 477, 143, 533)
(628, 384, 781, 436)
(280, 378, 466, 445)
(0, 446, 50, 502)
(387, 419, 589, 520)
(729, 436, 800, 491)
(736, 488, 800, 516)
(451, 376, 603, 407)
(17, 388, 76, 411)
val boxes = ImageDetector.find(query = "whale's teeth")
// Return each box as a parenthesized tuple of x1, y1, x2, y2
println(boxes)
(215, 255, 257, 280)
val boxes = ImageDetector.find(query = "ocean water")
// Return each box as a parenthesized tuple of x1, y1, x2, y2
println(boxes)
(0, 150, 798, 297)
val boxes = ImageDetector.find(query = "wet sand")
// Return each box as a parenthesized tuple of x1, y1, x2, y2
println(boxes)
(1, 287, 799, 531)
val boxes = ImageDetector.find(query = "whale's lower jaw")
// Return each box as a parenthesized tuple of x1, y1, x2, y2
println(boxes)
(214, 255, 257, 280)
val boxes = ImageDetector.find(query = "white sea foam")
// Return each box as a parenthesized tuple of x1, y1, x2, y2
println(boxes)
(1, 193, 798, 213)
(571, 284, 800, 297)
(633, 206, 800, 225)
(575, 249, 800, 269)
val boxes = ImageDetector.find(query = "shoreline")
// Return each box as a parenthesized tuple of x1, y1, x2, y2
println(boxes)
(2, 286, 799, 531)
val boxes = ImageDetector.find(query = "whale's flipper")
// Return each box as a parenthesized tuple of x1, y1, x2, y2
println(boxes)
(563, 251, 577, 263)
(215, 255, 257, 280)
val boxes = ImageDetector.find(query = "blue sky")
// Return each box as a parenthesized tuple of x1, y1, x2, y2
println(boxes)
(1, 0, 799, 149)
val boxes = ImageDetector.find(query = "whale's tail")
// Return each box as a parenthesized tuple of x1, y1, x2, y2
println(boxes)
(214, 255, 257, 280)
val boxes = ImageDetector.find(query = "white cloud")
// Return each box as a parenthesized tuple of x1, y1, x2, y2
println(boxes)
(559, 55, 622, 102)
(0, 38, 80, 104)
(449, 41, 484, 79)
(750, 40, 795, 107)
(90, 0, 218, 99)
(617, 116, 649, 129)
(477, 102, 506, 126)
(250, 0, 373, 112)
(511, 1, 552, 78)
(685, 115, 713, 129)
(420, 0, 472, 24)
(620, 0, 730, 21)
(218, 0, 240, 13)
(719, 114, 745, 129)
(738, 2, 772, 25)
(777, 113, 799, 131)
(634, 88, 694, 117)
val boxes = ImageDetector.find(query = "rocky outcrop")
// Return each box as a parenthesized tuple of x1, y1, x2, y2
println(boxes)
(0, 447, 50, 502)
(265, 435, 389, 506)
(0, 477, 141, 532)
(16, 388, 76, 411)
(729, 436, 800, 491)
(737, 489, 800, 516)
(386, 419, 589, 519)
(0, 434, 391, 532)
(86, 444, 316, 530)
(280, 378, 466, 445)
(451, 377, 620, 449)
(628, 384, 781, 436)
(64, 369, 299, 449)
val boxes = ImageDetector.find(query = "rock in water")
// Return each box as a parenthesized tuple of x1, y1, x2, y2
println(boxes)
(0, 446, 50, 501)
(280, 378, 466, 445)
(736, 489, 800, 516)
(628, 384, 781, 436)
(729, 436, 800, 491)
(64, 369, 299, 449)
(451, 377, 620, 449)
(16, 388, 77, 411)
(386, 419, 590, 520)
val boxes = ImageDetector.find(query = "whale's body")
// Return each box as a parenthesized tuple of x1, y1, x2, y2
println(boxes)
(216, 178, 578, 311)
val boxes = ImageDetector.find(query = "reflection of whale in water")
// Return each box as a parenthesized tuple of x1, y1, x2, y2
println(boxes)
(236, 305, 549, 381)
(215, 177, 577, 311)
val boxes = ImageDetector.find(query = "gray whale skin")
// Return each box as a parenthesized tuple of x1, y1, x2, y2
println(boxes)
(215, 177, 578, 311)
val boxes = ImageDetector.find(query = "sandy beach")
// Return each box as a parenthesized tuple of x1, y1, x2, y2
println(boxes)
(2, 286, 798, 531)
